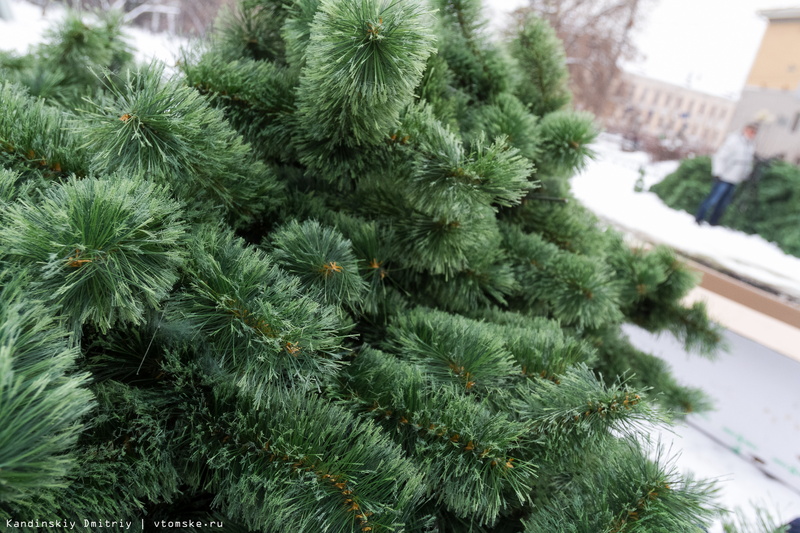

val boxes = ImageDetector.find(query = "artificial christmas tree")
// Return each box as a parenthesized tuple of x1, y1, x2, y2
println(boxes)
(1, 1, 724, 531)
(651, 155, 800, 258)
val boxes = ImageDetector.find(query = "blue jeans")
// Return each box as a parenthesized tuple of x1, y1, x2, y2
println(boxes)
(695, 179, 736, 225)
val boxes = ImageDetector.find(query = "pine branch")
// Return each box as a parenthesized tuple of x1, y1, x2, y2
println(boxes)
(0, 83, 88, 179)
(181, 51, 299, 162)
(502, 224, 623, 329)
(317, 212, 397, 317)
(590, 327, 713, 415)
(522, 438, 719, 532)
(0, 273, 95, 512)
(336, 347, 535, 525)
(431, 0, 514, 103)
(466, 92, 542, 161)
(37, 10, 134, 102)
(516, 365, 657, 452)
(210, 0, 289, 64)
(282, 0, 324, 68)
(481, 311, 596, 382)
(174, 225, 350, 396)
(610, 245, 723, 356)
(193, 387, 426, 532)
(419, 253, 518, 313)
(508, 13, 571, 117)
(533, 109, 598, 178)
(270, 219, 369, 311)
(385, 307, 518, 392)
(399, 103, 535, 211)
(78, 63, 283, 227)
(295, 0, 435, 174)
(0, 177, 186, 333)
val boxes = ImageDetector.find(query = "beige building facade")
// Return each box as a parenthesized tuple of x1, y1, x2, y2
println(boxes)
(729, 7, 800, 164)
(605, 71, 736, 153)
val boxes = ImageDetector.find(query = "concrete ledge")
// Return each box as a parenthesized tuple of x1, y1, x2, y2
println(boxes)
(684, 278, 800, 364)
(614, 230, 800, 362)
(687, 259, 800, 329)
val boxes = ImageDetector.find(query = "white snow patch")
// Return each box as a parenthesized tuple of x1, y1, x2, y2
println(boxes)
(572, 134, 800, 299)
(0, 0, 186, 66)
(648, 420, 800, 532)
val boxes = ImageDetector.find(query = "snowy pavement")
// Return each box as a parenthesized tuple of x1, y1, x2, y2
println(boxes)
(575, 137, 800, 530)
(0, 0, 186, 68)
(629, 325, 800, 532)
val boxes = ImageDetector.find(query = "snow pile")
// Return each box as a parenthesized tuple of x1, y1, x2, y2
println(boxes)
(572, 134, 800, 300)
(0, 0, 186, 66)
(575, 138, 800, 530)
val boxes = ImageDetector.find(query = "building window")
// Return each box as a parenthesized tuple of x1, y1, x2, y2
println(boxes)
(652, 90, 661, 105)
(792, 112, 800, 133)
(676, 97, 683, 109)
(640, 89, 649, 103)
(698, 103, 706, 115)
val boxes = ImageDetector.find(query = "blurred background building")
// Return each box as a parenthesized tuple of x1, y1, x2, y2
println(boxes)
(24, 0, 227, 35)
(604, 71, 736, 156)
(729, 7, 800, 164)
(587, 3, 800, 163)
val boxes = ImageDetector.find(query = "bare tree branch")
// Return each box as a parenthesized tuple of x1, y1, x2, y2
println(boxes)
(514, 0, 653, 117)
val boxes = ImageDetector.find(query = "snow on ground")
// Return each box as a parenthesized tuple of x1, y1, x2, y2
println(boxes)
(572, 134, 800, 300)
(645, 419, 799, 532)
(0, 0, 186, 67)
(575, 138, 800, 530)
(630, 324, 800, 532)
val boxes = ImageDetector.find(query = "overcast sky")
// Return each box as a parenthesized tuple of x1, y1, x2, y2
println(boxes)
(0, 0, 789, 100)
(486, 0, 789, 99)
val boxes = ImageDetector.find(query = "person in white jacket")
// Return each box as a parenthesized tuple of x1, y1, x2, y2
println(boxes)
(695, 123, 758, 225)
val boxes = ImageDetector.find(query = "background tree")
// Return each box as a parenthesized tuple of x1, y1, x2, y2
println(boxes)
(651, 156, 800, 258)
(511, 0, 653, 119)
(29, 0, 231, 35)
(1, 1, 724, 531)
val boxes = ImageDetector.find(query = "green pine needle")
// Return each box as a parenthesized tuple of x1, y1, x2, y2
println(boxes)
(0, 176, 186, 333)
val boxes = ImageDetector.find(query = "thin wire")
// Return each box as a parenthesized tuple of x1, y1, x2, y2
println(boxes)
(137, 309, 165, 375)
